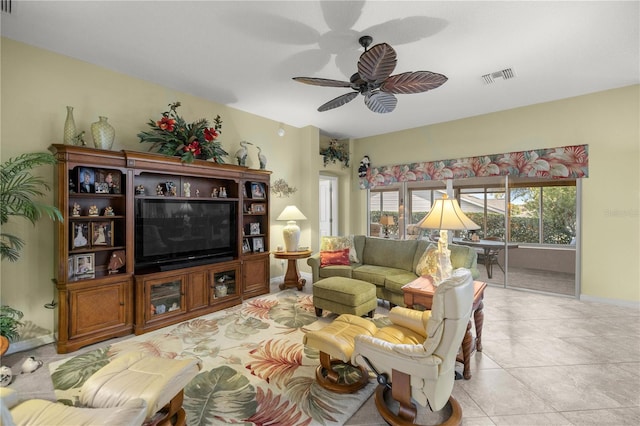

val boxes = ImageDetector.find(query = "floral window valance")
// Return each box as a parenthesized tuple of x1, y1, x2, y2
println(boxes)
(359, 144, 588, 189)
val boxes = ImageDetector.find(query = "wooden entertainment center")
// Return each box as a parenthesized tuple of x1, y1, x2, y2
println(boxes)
(51, 145, 271, 353)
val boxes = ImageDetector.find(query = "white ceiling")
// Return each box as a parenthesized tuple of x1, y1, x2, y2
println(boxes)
(2, 1, 638, 139)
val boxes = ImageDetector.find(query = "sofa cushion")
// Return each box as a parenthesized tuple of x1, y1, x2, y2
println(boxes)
(320, 248, 350, 267)
(321, 235, 359, 263)
(415, 243, 438, 276)
(353, 265, 408, 286)
(384, 271, 421, 294)
(318, 265, 354, 279)
(362, 238, 418, 271)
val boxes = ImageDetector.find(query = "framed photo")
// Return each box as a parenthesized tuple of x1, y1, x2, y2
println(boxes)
(249, 222, 260, 235)
(250, 182, 266, 199)
(251, 203, 266, 214)
(78, 167, 95, 193)
(68, 257, 75, 279)
(74, 253, 95, 276)
(252, 237, 264, 253)
(91, 221, 114, 246)
(95, 182, 110, 194)
(71, 222, 90, 249)
(242, 238, 251, 254)
(95, 169, 121, 194)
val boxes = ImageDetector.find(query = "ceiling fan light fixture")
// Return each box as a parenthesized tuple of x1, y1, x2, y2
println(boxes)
(293, 35, 447, 114)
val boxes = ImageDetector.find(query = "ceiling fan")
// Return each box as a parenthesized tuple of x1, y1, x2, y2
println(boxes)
(293, 35, 448, 114)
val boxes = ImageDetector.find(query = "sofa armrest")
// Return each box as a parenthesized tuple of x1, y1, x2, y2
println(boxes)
(307, 254, 321, 283)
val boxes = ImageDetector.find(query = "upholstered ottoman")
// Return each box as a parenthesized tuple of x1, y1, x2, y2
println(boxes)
(80, 351, 202, 426)
(313, 277, 377, 318)
(303, 314, 377, 392)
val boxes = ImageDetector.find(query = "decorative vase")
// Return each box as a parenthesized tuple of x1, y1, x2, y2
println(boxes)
(63, 106, 77, 145)
(90, 116, 115, 150)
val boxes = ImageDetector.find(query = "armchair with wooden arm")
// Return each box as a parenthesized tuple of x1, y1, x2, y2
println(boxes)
(352, 268, 474, 425)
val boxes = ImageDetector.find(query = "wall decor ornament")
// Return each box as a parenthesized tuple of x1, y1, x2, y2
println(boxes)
(63, 106, 77, 145)
(320, 138, 349, 168)
(138, 101, 228, 163)
(271, 178, 297, 198)
(90, 116, 115, 150)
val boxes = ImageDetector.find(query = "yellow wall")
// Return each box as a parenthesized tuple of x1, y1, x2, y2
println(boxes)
(352, 85, 640, 305)
(0, 38, 321, 347)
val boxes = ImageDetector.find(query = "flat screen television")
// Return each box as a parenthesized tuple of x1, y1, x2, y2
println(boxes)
(135, 198, 237, 271)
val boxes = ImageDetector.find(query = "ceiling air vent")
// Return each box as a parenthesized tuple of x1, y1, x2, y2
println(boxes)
(481, 68, 516, 85)
(1, 0, 13, 14)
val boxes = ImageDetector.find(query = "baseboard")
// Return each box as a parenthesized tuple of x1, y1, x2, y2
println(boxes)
(4, 333, 56, 356)
(580, 294, 640, 310)
(269, 272, 313, 287)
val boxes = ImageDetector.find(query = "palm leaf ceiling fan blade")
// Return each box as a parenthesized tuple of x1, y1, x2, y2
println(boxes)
(318, 92, 359, 112)
(292, 77, 351, 88)
(357, 42, 397, 83)
(381, 71, 448, 94)
(292, 35, 446, 113)
(365, 91, 397, 113)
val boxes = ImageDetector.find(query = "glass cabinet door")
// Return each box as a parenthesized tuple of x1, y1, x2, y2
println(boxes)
(211, 269, 238, 302)
(148, 277, 185, 318)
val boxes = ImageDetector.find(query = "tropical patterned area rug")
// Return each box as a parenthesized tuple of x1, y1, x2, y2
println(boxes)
(49, 290, 385, 425)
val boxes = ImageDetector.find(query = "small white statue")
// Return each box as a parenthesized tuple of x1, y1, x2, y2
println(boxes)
(71, 202, 81, 217)
(0, 366, 12, 387)
(184, 182, 191, 197)
(21, 356, 43, 374)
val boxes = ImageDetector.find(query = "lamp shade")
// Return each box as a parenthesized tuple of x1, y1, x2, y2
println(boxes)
(417, 194, 480, 231)
(277, 205, 307, 252)
(379, 215, 395, 226)
(276, 205, 307, 222)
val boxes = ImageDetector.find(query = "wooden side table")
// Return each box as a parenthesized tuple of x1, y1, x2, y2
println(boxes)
(273, 250, 312, 290)
(401, 276, 486, 379)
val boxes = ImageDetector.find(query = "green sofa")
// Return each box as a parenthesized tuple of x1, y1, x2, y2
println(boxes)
(307, 235, 479, 307)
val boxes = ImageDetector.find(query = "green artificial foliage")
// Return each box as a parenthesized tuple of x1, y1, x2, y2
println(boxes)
(1, 152, 63, 262)
(0, 305, 24, 341)
(138, 101, 228, 163)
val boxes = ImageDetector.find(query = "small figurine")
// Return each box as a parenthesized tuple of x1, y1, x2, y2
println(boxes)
(69, 178, 76, 193)
(257, 145, 267, 170)
(0, 366, 13, 387)
(103, 206, 114, 216)
(220, 187, 227, 198)
(135, 185, 146, 195)
(195, 189, 200, 197)
(71, 202, 81, 217)
(168, 302, 179, 312)
(88, 205, 99, 216)
(211, 188, 218, 198)
(21, 356, 43, 374)
(156, 184, 164, 196)
(184, 182, 191, 197)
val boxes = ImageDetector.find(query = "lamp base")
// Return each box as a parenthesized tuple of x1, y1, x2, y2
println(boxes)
(282, 221, 301, 252)
(434, 229, 453, 285)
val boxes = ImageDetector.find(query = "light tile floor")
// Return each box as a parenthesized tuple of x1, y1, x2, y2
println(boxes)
(2, 282, 639, 425)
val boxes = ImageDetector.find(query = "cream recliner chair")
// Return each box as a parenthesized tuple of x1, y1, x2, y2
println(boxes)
(352, 268, 474, 425)
(1, 351, 202, 426)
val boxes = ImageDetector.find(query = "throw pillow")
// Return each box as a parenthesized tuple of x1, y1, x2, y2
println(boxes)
(415, 243, 438, 276)
(320, 248, 350, 267)
(320, 235, 359, 263)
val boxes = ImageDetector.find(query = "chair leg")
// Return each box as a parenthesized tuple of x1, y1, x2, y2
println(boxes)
(374, 383, 463, 426)
(315, 351, 370, 393)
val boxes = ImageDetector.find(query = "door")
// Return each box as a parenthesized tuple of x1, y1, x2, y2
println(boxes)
(319, 176, 338, 237)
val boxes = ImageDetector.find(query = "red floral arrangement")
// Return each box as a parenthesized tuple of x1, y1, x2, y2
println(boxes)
(138, 102, 228, 163)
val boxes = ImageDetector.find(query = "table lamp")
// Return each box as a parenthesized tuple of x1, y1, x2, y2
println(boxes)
(276, 205, 307, 252)
(417, 194, 480, 284)
(379, 215, 395, 238)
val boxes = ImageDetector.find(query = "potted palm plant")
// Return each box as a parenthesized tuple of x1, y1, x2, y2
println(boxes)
(1, 152, 63, 262)
(0, 305, 23, 355)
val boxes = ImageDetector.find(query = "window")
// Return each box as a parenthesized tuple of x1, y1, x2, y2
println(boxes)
(369, 187, 400, 237)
